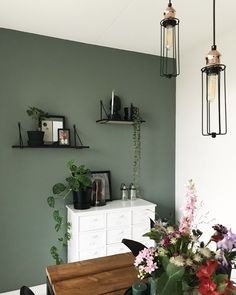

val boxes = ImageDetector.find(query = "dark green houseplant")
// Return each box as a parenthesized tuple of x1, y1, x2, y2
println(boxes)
(26, 106, 47, 146)
(47, 160, 92, 264)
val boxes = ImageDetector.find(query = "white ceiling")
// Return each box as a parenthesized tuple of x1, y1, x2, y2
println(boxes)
(0, 0, 234, 55)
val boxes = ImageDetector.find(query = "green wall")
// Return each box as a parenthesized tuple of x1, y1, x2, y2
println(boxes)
(0, 28, 175, 292)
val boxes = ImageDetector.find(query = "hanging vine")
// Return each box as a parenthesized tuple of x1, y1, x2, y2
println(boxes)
(132, 109, 142, 197)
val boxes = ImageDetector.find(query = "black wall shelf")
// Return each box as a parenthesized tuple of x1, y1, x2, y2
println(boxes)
(96, 119, 145, 125)
(12, 123, 89, 150)
(97, 100, 145, 125)
(12, 145, 89, 149)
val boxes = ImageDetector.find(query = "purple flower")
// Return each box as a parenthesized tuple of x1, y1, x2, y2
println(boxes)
(160, 236, 171, 247)
(217, 229, 236, 251)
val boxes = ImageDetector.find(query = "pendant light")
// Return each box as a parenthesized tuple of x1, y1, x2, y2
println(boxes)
(201, 0, 227, 138)
(160, 0, 180, 78)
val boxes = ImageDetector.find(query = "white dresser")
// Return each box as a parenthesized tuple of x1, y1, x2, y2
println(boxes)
(67, 199, 156, 263)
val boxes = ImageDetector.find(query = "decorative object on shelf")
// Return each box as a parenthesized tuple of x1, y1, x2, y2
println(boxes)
(26, 106, 48, 146)
(160, 0, 180, 78)
(91, 170, 112, 204)
(41, 115, 65, 144)
(133, 180, 236, 295)
(12, 124, 89, 149)
(201, 0, 227, 138)
(58, 129, 70, 146)
(109, 90, 121, 120)
(132, 108, 142, 197)
(120, 183, 129, 201)
(129, 183, 137, 200)
(96, 93, 145, 124)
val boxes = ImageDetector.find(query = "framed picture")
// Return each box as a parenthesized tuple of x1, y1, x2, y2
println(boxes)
(58, 129, 70, 146)
(91, 171, 112, 201)
(41, 115, 65, 143)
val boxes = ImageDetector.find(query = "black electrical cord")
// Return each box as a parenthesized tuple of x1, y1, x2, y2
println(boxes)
(213, 0, 216, 47)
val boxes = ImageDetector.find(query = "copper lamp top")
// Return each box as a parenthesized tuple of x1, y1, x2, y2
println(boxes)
(206, 47, 221, 66)
(164, 3, 176, 19)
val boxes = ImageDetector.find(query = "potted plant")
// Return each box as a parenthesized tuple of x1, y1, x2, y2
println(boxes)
(52, 160, 92, 210)
(47, 161, 92, 264)
(26, 106, 47, 146)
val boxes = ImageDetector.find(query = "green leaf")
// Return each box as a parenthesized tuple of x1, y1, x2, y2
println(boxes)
(143, 229, 162, 243)
(66, 222, 72, 229)
(53, 210, 62, 223)
(67, 160, 77, 172)
(156, 263, 185, 295)
(47, 196, 55, 208)
(53, 183, 66, 195)
(65, 232, 71, 241)
(166, 263, 185, 278)
(55, 222, 62, 232)
(161, 256, 169, 272)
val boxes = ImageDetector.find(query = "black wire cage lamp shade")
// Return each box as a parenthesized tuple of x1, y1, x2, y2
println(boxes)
(160, 0, 180, 78)
(201, 0, 227, 138)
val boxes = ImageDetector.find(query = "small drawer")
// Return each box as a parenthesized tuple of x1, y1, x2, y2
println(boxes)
(79, 230, 106, 250)
(107, 243, 130, 256)
(80, 247, 106, 261)
(79, 214, 106, 231)
(107, 227, 131, 244)
(107, 211, 131, 228)
(132, 208, 155, 225)
(132, 224, 150, 241)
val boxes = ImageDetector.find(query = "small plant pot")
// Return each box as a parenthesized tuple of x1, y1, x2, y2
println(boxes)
(73, 188, 92, 210)
(27, 131, 44, 146)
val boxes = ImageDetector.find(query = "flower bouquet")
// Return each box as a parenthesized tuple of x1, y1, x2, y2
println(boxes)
(134, 180, 236, 295)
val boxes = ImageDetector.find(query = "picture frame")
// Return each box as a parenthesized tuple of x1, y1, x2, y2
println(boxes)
(41, 115, 65, 144)
(91, 171, 112, 201)
(58, 129, 70, 146)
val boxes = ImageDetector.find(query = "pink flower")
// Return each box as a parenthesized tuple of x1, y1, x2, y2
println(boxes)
(179, 180, 197, 235)
(134, 247, 158, 277)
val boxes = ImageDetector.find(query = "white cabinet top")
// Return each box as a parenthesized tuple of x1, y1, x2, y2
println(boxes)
(67, 199, 156, 216)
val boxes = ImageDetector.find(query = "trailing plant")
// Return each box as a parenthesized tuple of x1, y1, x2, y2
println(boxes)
(26, 106, 47, 130)
(47, 160, 92, 264)
(132, 108, 142, 197)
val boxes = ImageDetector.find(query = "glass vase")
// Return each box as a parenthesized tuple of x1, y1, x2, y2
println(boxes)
(148, 277, 158, 295)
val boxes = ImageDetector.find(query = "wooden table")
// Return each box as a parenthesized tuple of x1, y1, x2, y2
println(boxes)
(46, 253, 138, 295)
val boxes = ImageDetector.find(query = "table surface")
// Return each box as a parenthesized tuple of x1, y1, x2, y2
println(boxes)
(46, 253, 138, 295)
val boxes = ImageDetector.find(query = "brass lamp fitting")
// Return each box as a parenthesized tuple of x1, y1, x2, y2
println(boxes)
(164, 3, 176, 19)
(206, 46, 221, 66)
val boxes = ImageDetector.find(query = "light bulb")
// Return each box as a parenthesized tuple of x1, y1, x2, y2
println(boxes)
(208, 74, 218, 102)
(165, 25, 173, 50)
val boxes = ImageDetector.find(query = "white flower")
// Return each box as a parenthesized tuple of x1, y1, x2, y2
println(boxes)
(199, 247, 211, 258)
(191, 235, 198, 242)
(193, 254, 202, 262)
(170, 255, 185, 267)
(167, 226, 175, 233)
(170, 238, 177, 245)
(158, 247, 167, 256)
(175, 233, 180, 239)
(185, 258, 193, 266)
